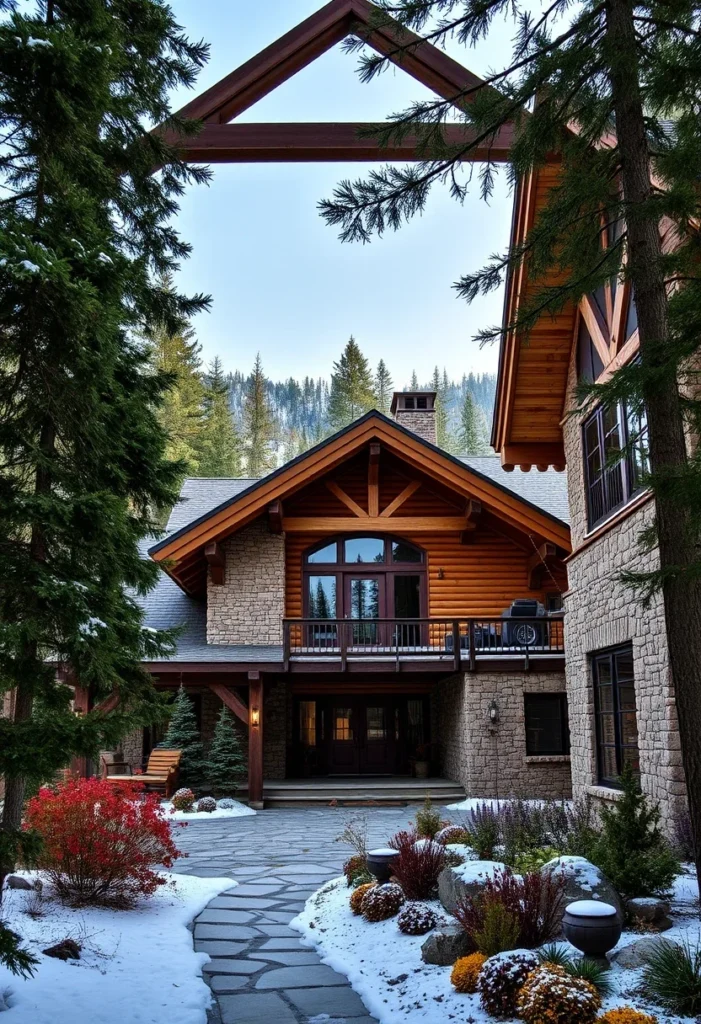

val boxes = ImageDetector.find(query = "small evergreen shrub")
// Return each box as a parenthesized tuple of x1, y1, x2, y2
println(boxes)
(388, 829, 446, 899)
(451, 952, 487, 993)
(642, 938, 701, 1015)
(161, 686, 207, 791)
(469, 803, 500, 859)
(517, 964, 601, 1024)
(589, 765, 680, 899)
(512, 845, 561, 874)
(350, 882, 375, 915)
(537, 943, 612, 993)
(205, 707, 246, 797)
(25, 777, 180, 907)
(477, 949, 540, 1016)
(172, 788, 195, 812)
(415, 796, 444, 839)
(435, 824, 471, 846)
(343, 853, 367, 886)
(598, 1010, 658, 1024)
(397, 901, 438, 935)
(361, 882, 405, 922)
(217, 798, 236, 809)
(196, 796, 216, 813)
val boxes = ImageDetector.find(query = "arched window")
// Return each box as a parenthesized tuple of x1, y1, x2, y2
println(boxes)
(303, 535, 426, 626)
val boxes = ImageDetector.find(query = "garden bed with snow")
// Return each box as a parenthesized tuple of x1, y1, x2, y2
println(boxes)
(164, 798, 255, 821)
(0, 872, 231, 1024)
(291, 871, 701, 1024)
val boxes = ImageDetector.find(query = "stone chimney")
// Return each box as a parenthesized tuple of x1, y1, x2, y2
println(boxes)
(390, 391, 437, 446)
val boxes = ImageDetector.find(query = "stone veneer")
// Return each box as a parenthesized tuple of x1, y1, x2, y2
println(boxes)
(562, 360, 686, 830)
(393, 409, 437, 446)
(432, 670, 571, 800)
(207, 519, 285, 645)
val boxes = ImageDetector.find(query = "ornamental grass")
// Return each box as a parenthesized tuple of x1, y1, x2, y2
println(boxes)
(388, 828, 446, 900)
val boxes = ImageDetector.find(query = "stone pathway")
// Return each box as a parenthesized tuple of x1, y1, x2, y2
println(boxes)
(174, 806, 437, 1024)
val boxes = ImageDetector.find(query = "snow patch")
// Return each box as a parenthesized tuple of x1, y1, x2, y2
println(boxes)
(18, 260, 40, 274)
(566, 900, 617, 917)
(164, 799, 255, 821)
(452, 859, 507, 883)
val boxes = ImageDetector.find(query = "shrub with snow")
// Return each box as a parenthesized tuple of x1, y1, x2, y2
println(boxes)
(397, 901, 438, 935)
(172, 788, 195, 812)
(25, 776, 180, 907)
(455, 867, 565, 950)
(361, 882, 405, 922)
(343, 853, 368, 886)
(415, 796, 444, 839)
(598, 1010, 658, 1024)
(477, 949, 540, 1017)
(517, 963, 601, 1024)
(217, 798, 236, 809)
(388, 829, 446, 900)
(435, 824, 471, 846)
(350, 882, 375, 915)
(451, 952, 487, 993)
(196, 796, 216, 813)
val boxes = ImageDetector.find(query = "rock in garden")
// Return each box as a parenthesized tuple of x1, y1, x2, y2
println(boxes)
(625, 897, 672, 931)
(610, 936, 664, 969)
(421, 924, 473, 966)
(541, 856, 623, 922)
(42, 939, 81, 961)
(437, 860, 507, 914)
(5, 875, 34, 890)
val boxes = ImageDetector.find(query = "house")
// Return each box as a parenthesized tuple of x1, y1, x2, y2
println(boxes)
(118, 394, 572, 807)
(492, 169, 686, 830)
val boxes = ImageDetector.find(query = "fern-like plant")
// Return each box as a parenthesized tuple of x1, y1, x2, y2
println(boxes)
(642, 938, 701, 1015)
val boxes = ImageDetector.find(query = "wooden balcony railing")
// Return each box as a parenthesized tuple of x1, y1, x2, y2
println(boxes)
(282, 616, 565, 671)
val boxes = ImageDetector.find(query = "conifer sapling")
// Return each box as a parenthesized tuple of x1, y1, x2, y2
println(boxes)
(161, 687, 207, 792)
(206, 706, 247, 797)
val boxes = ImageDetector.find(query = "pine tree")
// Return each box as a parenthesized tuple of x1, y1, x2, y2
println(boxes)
(430, 365, 453, 451)
(161, 686, 207, 792)
(0, 0, 210, 945)
(409, 370, 420, 391)
(199, 357, 242, 476)
(243, 353, 275, 476)
(459, 389, 490, 455)
(328, 337, 377, 430)
(320, 0, 701, 891)
(374, 359, 394, 415)
(205, 706, 247, 797)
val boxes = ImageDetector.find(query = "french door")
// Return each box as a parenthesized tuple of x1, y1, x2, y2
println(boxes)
(345, 575, 385, 645)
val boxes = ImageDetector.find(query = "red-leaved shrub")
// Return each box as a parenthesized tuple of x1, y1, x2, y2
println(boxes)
(454, 867, 565, 949)
(25, 776, 181, 907)
(388, 829, 446, 900)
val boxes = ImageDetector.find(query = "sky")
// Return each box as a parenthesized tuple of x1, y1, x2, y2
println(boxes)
(167, 1, 518, 386)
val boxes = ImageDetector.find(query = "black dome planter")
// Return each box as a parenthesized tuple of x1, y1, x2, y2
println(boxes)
(562, 900, 622, 958)
(367, 848, 399, 884)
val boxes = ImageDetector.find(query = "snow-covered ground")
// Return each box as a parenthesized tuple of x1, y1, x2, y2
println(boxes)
(0, 872, 232, 1024)
(292, 872, 701, 1024)
(164, 798, 255, 821)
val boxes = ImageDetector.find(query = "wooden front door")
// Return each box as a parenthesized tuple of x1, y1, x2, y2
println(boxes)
(324, 697, 400, 775)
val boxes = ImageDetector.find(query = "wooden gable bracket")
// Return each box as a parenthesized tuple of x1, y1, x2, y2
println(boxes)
(380, 479, 421, 518)
(527, 542, 558, 590)
(460, 499, 481, 544)
(326, 480, 368, 517)
(368, 443, 380, 517)
(207, 682, 249, 725)
(205, 541, 226, 584)
(268, 500, 284, 534)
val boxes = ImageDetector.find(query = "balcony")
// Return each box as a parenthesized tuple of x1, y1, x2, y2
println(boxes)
(282, 616, 565, 673)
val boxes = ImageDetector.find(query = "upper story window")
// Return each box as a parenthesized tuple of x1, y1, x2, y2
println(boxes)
(583, 397, 649, 530)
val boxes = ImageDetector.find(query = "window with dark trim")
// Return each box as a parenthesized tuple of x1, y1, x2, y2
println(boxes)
(524, 693, 570, 756)
(592, 644, 639, 787)
(583, 399, 649, 529)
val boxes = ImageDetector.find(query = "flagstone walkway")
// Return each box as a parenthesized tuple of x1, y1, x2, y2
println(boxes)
(174, 806, 435, 1024)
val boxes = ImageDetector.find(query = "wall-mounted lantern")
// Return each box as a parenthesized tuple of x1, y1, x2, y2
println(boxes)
(250, 706, 261, 729)
(488, 700, 499, 724)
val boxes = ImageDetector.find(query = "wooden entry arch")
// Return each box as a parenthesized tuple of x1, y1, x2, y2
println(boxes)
(159, 0, 518, 165)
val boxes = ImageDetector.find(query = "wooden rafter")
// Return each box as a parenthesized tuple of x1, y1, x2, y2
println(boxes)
(527, 541, 558, 589)
(380, 479, 421, 517)
(368, 443, 380, 517)
(268, 500, 284, 534)
(205, 541, 225, 585)
(326, 479, 368, 517)
(207, 682, 249, 725)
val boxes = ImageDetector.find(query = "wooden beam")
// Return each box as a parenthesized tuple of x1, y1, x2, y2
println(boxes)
(248, 676, 264, 809)
(500, 442, 566, 472)
(527, 542, 558, 589)
(380, 480, 421, 518)
(325, 480, 368, 518)
(205, 541, 225, 585)
(282, 516, 469, 533)
(93, 691, 120, 715)
(207, 682, 249, 725)
(368, 443, 380, 517)
(465, 499, 482, 522)
(168, 121, 516, 165)
(268, 500, 284, 534)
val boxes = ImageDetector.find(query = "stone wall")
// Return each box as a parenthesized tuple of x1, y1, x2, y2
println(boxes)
(562, 361, 686, 830)
(394, 409, 437, 446)
(207, 519, 285, 645)
(432, 670, 571, 800)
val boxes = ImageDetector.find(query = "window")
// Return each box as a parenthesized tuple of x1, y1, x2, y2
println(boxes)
(545, 592, 564, 613)
(333, 708, 353, 741)
(307, 576, 337, 618)
(307, 541, 337, 564)
(416, 396, 427, 409)
(583, 399, 649, 529)
(593, 644, 639, 787)
(404, 397, 415, 409)
(577, 320, 605, 383)
(345, 537, 385, 563)
(299, 701, 316, 747)
(524, 694, 570, 756)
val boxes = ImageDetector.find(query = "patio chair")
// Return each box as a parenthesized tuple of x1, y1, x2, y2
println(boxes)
(103, 748, 182, 798)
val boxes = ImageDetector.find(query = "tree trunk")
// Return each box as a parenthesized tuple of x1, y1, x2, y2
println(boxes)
(606, 0, 701, 892)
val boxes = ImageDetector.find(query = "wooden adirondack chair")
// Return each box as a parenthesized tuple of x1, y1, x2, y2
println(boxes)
(103, 748, 182, 798)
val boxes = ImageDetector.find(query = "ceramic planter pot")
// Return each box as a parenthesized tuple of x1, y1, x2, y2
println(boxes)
(367, 848, 399, 883)
(562, 900, 622, 957)
(414, 761, 429, 779)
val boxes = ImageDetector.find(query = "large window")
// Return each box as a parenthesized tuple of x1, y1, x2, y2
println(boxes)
(524, 694, 570, 756)
(593, 644, 639, 787)
(583, 399, 649, 529)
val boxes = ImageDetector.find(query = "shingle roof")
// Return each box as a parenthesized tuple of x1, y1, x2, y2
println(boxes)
(165, 477, 259, 535)
(457, 457, 570, 525)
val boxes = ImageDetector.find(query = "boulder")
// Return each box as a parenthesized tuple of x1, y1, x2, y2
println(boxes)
(438, 860, 507, 915)
(625, 897, 673, 932)
(5, 875, 34, 891)
(541, 856, 623, 923)
(421, 924, 473, 966)
(43, 939, 81, 961)
(610, 936, 663, 969)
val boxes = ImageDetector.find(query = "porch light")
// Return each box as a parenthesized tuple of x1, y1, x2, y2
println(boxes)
(488, 700, 499, 724)
(250, 706, 260, 728)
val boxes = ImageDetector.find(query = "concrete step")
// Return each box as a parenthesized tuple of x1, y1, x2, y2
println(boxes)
(255, 777, 466, 808)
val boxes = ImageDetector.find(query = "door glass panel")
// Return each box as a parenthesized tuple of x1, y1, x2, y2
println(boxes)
(299, 701, 316, 747)
(333, 708, 353, 741)
(308, 576, 336, 618)
(308, 542, 337, 564)
(345, 537, 385, 563)
(349, 578, 380, 644)
(391, 541, 422, 563)
(366, 707, 387, 741)
(394, 575, 421, 646)
(407, 700, 424, 750)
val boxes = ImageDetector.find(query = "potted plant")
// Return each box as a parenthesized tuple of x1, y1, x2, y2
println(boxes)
(413, 743, 431, 778)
